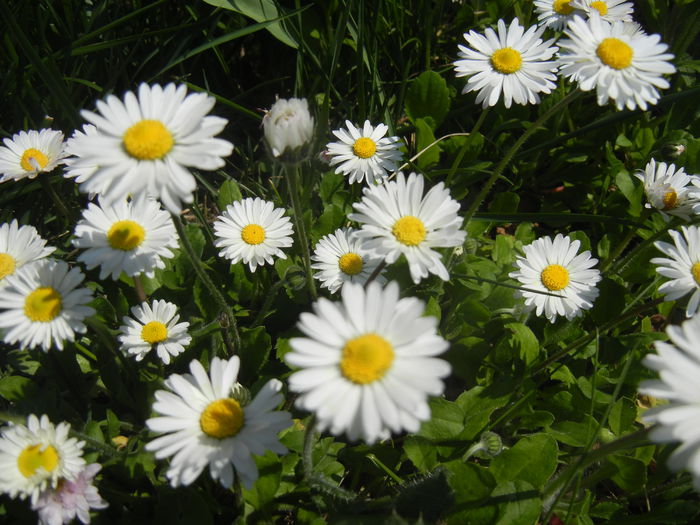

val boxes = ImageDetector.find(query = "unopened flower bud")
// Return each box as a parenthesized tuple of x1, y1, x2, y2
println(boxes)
(661, 143, 685, 160)
(263, 98, 314, 161)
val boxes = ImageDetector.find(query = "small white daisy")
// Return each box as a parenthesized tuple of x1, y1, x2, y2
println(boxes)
(557, 15, 676, 111)
(311, 228, 386, 293)
(0, 415, 85, 504)
(0, 220, 55, 290)
(651, 226, 700, 317)
(349, 172, 465, 284)
(285, 281, 451, 444)
(534, 0, 583, 31)
(509, 234, 601, 322)
(213, 197, 294, 272)
(326, 120, 403, 185)
(571, 0, 634, 23)
(72, 196, 178, 280)
(67, 83, 233, 213)
(263, 98, 315, 159)
(635, 159, 699, 220)
(454, 18, 559, 108)
(119, 300, 191, 364)
(146, 355, 292, 488)
(0, 129, 65, 183)
(0, 259, 95, 351)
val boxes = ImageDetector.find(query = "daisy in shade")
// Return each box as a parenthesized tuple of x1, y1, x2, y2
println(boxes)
(285, 281, 451, 444)
(534, 0, 583, 31)
(0, 259, 94, 351)
(146, 355, 292, 488)
(635, 159, 699, 220)
(349, 172, 465, 284)
(0, 415, 85, 504)
(119, 299, 191, 364)
(0, 129, 65, 183)
(509, 234, 601, 322)
(72, 195, 178, 280)
(67, 83, 233, 213)
(651, 226, 700, 317)
(454, 18, 559, 108)
(213, 197, 294, 272)
(571, 0, 633, 23)
(557, 15, 676, 111)
(326, 120, 403, 185)
(0, 219, 55, 290)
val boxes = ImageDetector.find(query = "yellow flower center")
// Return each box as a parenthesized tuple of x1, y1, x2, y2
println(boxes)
(340, 334, 395, 384)
(107, 220, 145, 251)
(20, 148, 49, 172)
(590, 0, 608, 15)
(241, 224, 266, 245)
(17, 444, 59, 478)
(490, 48, 523, 74)
(553, 0, 574, 15)
(352, 137, 377, 159)
(662, 189, 678, 210)
(540, 264, 570, 291)
(122, 119, 174, 160)
(141, 321, 168, 344)
(596, 38, 633, 70)
(691, 262, 700, 286)
(392, 216, 426, 246)
(200, 398, 244, 439)
(24, 287, 62, 322)
(0, 253, 16, 280)
(338, 252, 363, 275)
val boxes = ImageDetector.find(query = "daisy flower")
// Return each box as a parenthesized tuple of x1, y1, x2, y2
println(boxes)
(146, 355, 292, 488)
(454, 18, 559, 108)
(311, 228, 386, 293)
(263, 97, 315, 159)
(285, 281, 451, 444)
(0, 259, 95, 351)
(0, 129, 65, 183)
(67, 83, 233, 213)
(326, 120, 403, 185)
(557, 15, 676, 111)
(348, 172, 465, 284)
(0, 219, 55, 290)
(119, 299, 191, 364)
(0, 415, 85, 504)
(571, 0, 634, 23)
(213, 197, 294, 272)
(72, 195, 178, 280)
(534, 0, 583, 31)
(509, 234, 601, 322)
(635, 159, 699, 220)
(62, 125, 100, 193)
(651, 226, 700, 317)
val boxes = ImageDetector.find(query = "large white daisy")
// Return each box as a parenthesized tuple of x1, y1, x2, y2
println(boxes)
(635, 159, 699, 220)
(534, 0, 583, 31)
(349, 172, 465, 284)
(509, 234, 601, 322)
(67, 83, 233, 213)
(570, 0, 634, 23)
(285, 281, 451, 444)
(557, 15, 676, 111)
(0, 220, 55, 290)
(146, 356, 291, 488)
(454, 18, 559, 108)
(0, 129, 65, 183)
(213, 197, 294, 272)
(651, 226, 700, 317)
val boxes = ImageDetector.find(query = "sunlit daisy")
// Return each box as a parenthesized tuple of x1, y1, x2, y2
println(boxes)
(146, 355, 292, 488)
(0, 259, 94, 351)
(67, 83, 233, 213)
(651, 226, 700, 317)
(349, 172, 465, 284)
(0, 415, 85, 504)
(62, 125, 101, 195)
(534, 0, 583, 31)
(635, 159, 699, 220)
(119, 300, 191, 364)
(454, 18, 559, 108)
(72, 195, 178, 280)
(213, 197, 294, 272)
(285, 281, 451, 444)
(0, 220, 55, 290)
(558, 15, 676, 110)
(571, 0, 633, 23)
(0, 129, 65, 183)
(326, 120, 403, 184)
(509, 234, 601, 322)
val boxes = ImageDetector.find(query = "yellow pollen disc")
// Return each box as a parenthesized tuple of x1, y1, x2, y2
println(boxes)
(20, 148, 49, 172)
(24, 287, 62, 322)
(141, 321, 168, 344)
(200, 398, 244, 439)
(107, 220, 145, 251)
(553, 0, 574, 15)
(17, 444, 59, 478)
(122, 119, 173, 160)
(0, 253, 16, 280)
(338, 252, 363, 275)
(596, 38, 633, 70)
(241, 224, 266, 245)
(490, 47, 523, 74)
(662, 189, 678, 210)
(352, 137, 377, 159)
(540, 264, 570, 291)
(340, 334, 395, 384)
(691, 262, 700, 286)
(392, 216, 426, 246)
(590, 1, 608, 15)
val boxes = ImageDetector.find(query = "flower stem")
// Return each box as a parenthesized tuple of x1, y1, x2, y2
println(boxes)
(40, 176, 73, 221)
(302, 415, 317, 481)
(600, 208, 652, 272)
(132, 274, 147, 303)
(285, 164, 317, 300)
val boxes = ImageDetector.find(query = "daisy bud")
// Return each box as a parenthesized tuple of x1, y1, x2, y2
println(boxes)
(263, 98, 315, 161)
(662, 143, 686, 160)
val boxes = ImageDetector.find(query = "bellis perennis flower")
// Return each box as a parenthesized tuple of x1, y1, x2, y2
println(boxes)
(0, 220, 55, 290)
(0, 129, 65, 183)
(652, 226, 700, 317)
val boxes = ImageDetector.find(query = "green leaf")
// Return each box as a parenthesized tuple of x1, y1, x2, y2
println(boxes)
(405, 70, 451, 130)
(244, 451, 282, 510)
(608, 455, 647, 492)
(0, 376, 38, 401)
(492, 480, 542, 525)
(414, 118, 440, 169)
(547, 415, 598, 447)
(238, 326, 271, 383)
(404, 436, 438, 472)
(608, 397, 637, 437)
(490, 434, 558, 489)
(614, 171, 642, 216)
(417, 398, 465, 441)
(503, 322, 540, 366)
(217, 179, 243, 209)
(456, 385, 510, 441)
